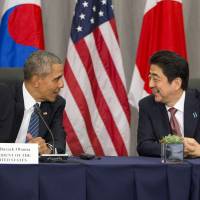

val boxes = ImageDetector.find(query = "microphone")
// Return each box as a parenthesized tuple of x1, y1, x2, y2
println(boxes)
(34, 103, 55, 154)
(34, 103, 68, 162)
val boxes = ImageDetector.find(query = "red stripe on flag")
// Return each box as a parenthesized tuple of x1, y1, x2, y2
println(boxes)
(63, 111, 84, 155)
(93, 26, 130, 123)
(109, 18, 119, 43)
(64, 60, 105, 156)
(75, 39, 128, 156)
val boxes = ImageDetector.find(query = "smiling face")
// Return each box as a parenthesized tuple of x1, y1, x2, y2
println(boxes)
(36, 63, 64, 102)
(149, 64, 183, 106)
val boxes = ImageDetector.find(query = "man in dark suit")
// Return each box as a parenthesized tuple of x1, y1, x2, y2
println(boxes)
(0, 50, 66, 154)
(137, 50, 200, 157)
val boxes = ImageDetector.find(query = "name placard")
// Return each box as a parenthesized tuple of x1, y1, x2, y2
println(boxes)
(0, 143, 38, 164)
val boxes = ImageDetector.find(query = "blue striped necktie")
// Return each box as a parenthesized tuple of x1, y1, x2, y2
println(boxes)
(27, 104, 39, 137)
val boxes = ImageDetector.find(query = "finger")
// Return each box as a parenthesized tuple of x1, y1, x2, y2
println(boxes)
(184, 137, 197, 144)
(26, 133, 33, 142)
(39, 143, 51, 154)
(29, 137, 45, 144)
(184, 147, 190, 154)
(184, 141, 194, 148)
(184, 145, 195, 154)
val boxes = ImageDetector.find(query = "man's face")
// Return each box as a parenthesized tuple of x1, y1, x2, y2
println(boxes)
(149, 64, 181, 105)
(37, 64, 64, 102)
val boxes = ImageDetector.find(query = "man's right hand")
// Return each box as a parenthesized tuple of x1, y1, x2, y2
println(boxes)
(26, 133, 52, 154)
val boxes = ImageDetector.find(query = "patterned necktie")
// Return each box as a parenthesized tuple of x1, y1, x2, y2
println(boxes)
(168, 107, 181, 136)
(27, 104, 39, 137)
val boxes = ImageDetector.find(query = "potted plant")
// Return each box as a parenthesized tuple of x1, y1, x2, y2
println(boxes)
(160, 134, 184, 163)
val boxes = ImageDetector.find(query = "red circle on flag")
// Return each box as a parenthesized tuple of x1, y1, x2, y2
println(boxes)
(8, 4, 44, 49)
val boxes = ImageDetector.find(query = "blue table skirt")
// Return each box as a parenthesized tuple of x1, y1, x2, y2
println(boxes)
(0, 156, 197, 200)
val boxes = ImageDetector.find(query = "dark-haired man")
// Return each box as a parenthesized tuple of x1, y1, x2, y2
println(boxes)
(0, 50, 66, 154)
(137, 50, 200, 157)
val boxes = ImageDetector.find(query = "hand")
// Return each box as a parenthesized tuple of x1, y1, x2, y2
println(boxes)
(184, 137, 200, 157)
(26, 133, 52, 154)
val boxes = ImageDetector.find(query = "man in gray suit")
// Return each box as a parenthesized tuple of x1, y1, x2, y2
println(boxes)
(137, 50, 200, 157)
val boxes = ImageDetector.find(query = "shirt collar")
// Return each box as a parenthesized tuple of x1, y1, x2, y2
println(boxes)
(166, 91, 185, 112)
(22, 82, 41, 110)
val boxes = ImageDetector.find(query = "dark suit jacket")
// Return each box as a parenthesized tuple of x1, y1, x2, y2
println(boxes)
(0, 82, 66, 153)
(137, 89, 200, 157)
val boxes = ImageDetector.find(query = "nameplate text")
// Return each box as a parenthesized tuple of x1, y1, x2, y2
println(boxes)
(0, 143, 38, 164)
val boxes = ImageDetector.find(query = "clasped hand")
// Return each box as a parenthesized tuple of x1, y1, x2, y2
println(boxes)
(184, 137, 200, 157)
(26, 133, 52, 154)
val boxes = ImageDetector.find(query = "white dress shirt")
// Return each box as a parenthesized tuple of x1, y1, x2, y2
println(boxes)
(15, 83, 40, 143)
(166, 91, 185, 136)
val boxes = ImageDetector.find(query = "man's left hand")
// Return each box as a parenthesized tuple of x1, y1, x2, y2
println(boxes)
(27, 133, 52, 154)
(184, 137, 200, 157)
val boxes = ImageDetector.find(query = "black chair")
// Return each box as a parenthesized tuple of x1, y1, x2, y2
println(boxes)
(0, 68, 23, 85)
(188, 78, 200, 90)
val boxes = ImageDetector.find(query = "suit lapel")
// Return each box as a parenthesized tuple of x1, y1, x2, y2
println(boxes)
(38, 102, 50, 137)
(153, 103, 170, 138)
(11, 83, 24, 142)
(184, 90, 200, 137)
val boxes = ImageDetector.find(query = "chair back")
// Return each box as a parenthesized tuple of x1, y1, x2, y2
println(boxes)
(0, 68, 23, 85)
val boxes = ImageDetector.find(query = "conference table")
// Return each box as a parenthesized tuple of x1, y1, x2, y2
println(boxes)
(0, 156, 199, 200)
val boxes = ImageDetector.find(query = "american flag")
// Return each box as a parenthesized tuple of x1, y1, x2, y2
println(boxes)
(60, 0, 130, 156)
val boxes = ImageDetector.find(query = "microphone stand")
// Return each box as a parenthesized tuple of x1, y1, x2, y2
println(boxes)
(35, 104, 68, 162)
(35, 104, 55, 154)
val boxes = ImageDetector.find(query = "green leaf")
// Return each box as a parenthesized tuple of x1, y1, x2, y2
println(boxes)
(160, 134, 183, 144)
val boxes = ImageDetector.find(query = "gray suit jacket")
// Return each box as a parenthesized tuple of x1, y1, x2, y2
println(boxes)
(137, 89, 200, 157)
